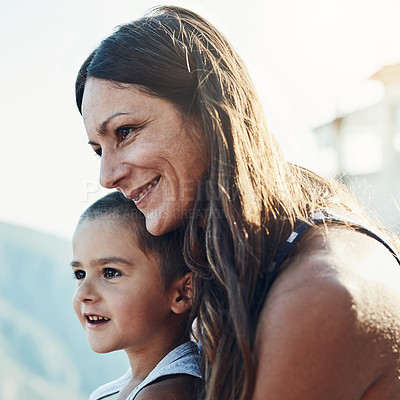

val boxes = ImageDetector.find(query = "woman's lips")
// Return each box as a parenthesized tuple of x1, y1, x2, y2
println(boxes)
(131, 176, 161, 203)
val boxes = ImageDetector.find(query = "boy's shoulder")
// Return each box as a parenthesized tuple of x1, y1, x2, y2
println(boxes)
(89, 341, 202, 400)
(136, 374, 202, 400)
(134, 341, 202, 399)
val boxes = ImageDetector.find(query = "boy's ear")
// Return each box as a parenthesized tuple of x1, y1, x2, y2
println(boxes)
(170, 272, 193, 315)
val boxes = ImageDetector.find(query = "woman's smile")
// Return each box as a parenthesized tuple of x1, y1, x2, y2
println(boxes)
(82, 78, 207, 235)
(127, 176, 161, 204)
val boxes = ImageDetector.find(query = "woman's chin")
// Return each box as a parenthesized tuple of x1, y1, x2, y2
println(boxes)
(144, 212, 170, 236)
(144, 209, 183, 236)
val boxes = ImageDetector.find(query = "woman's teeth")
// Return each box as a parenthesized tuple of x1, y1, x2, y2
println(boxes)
(134, 178, 160, 201)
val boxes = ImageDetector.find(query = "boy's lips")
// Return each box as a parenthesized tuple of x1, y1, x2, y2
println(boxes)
(83, 313, 110, 324)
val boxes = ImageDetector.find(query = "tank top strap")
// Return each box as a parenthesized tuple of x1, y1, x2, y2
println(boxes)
(270, 219, 314, 272)
(313, 209, 400, 265)
(272, 210, 400, 274)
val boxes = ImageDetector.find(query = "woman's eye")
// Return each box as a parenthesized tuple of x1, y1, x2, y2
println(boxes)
(89, 143, 102, 157)
(89, 145, 102, 157)
(103, 268, 122, 279)
(117, 127, 136, 141)
(74, 270, 86, 280)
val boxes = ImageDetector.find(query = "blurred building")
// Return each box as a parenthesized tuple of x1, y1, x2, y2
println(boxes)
(313, 63, 400, 232)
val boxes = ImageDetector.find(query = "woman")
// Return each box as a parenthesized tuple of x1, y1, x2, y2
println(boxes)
(75, 6, 400, 400)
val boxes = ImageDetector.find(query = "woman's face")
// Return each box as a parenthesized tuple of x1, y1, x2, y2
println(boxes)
(81, 78, 207, 236)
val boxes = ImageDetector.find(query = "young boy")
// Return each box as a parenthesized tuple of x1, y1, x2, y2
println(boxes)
(71, 192, 202, 400)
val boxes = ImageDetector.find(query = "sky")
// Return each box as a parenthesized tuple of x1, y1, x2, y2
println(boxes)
(1, 0, 400, 239)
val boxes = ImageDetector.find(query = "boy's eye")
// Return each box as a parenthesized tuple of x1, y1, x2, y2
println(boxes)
(74, 270, 86, 280)
(103, 268, 122, 279)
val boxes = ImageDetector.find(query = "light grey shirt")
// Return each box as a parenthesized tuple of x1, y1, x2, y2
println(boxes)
(89, 341, 202, 400)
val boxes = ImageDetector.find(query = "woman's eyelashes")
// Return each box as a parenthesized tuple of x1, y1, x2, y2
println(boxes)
(88, 141, 102, 157)
(116, 126, 137, 141)
(115, 119, 149, 143)
(89, 126, 138, 157)
(93, 146, 102, 157)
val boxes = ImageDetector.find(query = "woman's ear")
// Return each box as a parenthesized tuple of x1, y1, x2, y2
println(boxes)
(170, 272, 193, 315)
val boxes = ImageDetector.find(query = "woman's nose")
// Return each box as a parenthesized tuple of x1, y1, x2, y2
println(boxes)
(99, 151, 129, 189)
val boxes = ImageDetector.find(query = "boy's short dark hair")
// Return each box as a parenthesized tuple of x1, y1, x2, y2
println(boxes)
(78, 191, 189, 287)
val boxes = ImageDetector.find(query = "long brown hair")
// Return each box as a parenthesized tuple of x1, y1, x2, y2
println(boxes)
(75, 7, 379, 399)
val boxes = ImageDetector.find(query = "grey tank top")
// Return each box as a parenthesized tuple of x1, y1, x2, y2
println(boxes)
(89, 341, 202, 400)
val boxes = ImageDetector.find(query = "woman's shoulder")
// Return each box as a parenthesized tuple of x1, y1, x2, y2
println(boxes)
(253, 225, 400, 399)
(275, 223, 400, 298)
(274, 223, 400, 287)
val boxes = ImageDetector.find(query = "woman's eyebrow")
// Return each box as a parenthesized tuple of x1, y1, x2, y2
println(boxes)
(97, 112, 131, 135)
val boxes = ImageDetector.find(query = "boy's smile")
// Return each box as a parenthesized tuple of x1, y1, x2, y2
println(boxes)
(85, 314, 110, 323)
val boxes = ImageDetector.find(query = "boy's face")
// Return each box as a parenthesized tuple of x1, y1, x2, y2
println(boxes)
(71, 218, 177, 355)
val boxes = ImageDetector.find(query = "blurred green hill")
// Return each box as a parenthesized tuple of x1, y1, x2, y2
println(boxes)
(0, 221, 127, 399)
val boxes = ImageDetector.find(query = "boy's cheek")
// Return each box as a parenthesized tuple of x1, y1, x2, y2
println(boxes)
(72, 297, 84, 326)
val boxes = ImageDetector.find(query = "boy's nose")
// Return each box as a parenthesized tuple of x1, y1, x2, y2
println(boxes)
(74, 279, 101, 303)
